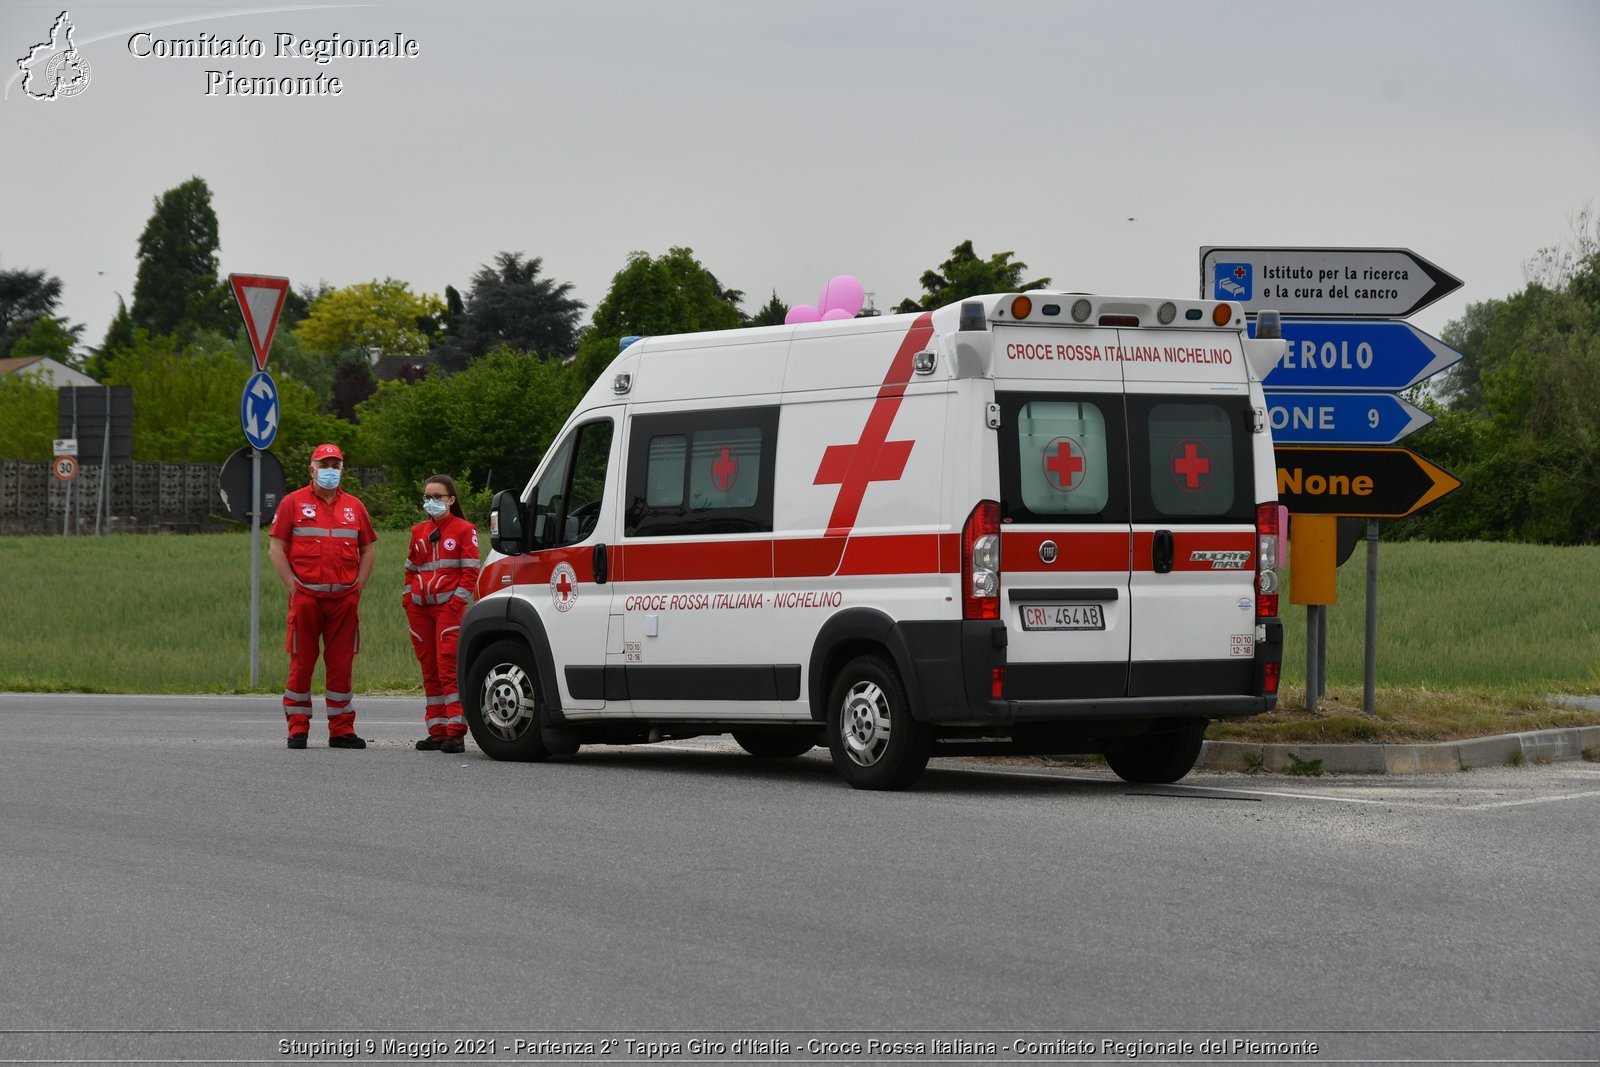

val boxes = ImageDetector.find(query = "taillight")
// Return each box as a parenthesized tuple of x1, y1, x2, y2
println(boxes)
(963, 500, 1001, 620)
(1256, 502, 1280, 619)
(1262, 660, 1280, 695)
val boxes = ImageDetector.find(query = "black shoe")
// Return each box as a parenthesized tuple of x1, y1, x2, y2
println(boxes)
(287, 733, 307, 750)
(415, 737, 444, 750)
(328, 734, 367, 749)
(440, 737, 465, 754)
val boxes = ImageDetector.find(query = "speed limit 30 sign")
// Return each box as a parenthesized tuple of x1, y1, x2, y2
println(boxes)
(53, 455, 78, 481)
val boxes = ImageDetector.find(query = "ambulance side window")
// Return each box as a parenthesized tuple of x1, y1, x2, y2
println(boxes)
(997, 393, 1128, 524)
(530, 419, 613, 548)
(625, 406, 779, 537)
(1129, 398, 1253, 522)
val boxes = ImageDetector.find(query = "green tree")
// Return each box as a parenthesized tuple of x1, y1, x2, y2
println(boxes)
(749, 290, 789, 328)
(355, 347, 581, 497)
(1391, 224, 1600, 545)
(296, 279, 444, 361)
(894, 240, 1050, 313)
(101, 331, 345, 463)
(129, 177, 227, 340)
(433, 252, 586, 373)
(575, 247, 745, 388)
(0, 262, 66, 356)
(11, 315, 82, 363)
(0, 373, 57, 460)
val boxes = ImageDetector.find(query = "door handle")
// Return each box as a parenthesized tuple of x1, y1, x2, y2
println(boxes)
(592, 543, 608, 585)
(1152, 530, 1174, 574)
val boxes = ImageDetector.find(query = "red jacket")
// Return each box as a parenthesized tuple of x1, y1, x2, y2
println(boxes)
(405, 513, 481, 607)
(270, 486, 376, 597)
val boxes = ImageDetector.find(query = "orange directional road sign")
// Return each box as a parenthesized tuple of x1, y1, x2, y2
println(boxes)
(1275, 446, 1461, 518)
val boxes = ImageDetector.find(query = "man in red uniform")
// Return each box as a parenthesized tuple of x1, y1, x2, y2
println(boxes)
(404, 475, 480, 754)
(269, 443, 377, 749)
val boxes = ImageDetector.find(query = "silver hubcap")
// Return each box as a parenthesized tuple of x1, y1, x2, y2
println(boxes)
(840, 680, 891, 767)
(480, 663, 536, 742)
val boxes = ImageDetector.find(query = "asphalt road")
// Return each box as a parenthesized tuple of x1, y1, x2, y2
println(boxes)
(1, 694, 1596, 1064)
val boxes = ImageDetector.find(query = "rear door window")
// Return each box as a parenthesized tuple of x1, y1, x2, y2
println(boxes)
(999, 394, 1128, 524)
(1128, 397, 1254, 522)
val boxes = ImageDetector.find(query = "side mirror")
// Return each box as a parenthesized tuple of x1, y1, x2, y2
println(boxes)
(489, 490, 525, 555)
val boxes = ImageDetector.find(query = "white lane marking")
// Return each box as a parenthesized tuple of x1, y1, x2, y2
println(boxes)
(1463, 790, 1600, 809)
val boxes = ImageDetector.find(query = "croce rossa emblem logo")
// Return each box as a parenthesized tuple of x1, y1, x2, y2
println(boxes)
(17, 11, 92, 101)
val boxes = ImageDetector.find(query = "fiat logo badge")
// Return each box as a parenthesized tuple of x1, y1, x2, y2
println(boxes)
(1039, 540, 1058, 564)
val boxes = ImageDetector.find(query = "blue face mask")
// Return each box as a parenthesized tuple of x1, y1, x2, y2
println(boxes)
(315, 467, 341, 490)
(422, 498, 448, 519)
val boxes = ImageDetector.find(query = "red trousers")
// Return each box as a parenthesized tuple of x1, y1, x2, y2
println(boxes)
(406, 598, 467, 739)
(282, 591, 361, 737)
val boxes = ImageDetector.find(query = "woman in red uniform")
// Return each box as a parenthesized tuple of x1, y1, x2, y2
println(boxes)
(404, 475, 481, 754)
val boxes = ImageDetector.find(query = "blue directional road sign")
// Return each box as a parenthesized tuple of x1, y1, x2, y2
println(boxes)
(1266, 391, 1433, 446)
(241, 370, 279, 450)
(1250, 319, 1463, 392)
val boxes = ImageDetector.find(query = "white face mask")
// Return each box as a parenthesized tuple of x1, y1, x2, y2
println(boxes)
(422, 498, 449, 518)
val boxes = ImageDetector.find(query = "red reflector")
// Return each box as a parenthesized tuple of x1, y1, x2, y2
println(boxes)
(1263, 660, 1280, 695)
(1258, 593, 1278, 618)
(1097, 313, 1139, 326)
(990, 668, 1005, 699)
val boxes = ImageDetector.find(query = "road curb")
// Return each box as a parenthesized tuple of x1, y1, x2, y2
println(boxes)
(1199, 725, 1600, 775)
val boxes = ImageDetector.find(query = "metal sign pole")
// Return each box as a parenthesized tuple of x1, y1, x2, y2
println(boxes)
(1305, 606, 1320, 713)
(1317, 605, 1329, 702)
(250, 447, 262, 688)
(1364, 520, 1380, 714)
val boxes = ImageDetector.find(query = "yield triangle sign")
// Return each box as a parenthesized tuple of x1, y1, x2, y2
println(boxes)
(229, 273, 290, 371)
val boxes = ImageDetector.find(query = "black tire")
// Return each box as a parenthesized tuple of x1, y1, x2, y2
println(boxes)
(1104, 722, 1206, 784)
(463, 639, 551, 762)
(826, 655, 930, 790)
(732, 727, 820, 759)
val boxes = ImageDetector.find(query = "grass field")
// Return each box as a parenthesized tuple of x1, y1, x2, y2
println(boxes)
(0, 533, 1596, 741)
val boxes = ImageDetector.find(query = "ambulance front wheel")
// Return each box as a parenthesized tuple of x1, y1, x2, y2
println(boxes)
(463, 639, 551, 762)
(826, 655, 930, 790)
(1103, 722, 1206, 784)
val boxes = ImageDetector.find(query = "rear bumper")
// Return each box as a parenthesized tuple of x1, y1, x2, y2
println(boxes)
(896, 618, 1281, 725)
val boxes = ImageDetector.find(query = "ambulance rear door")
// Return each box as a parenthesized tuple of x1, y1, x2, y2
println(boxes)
(992, 325, 1131, 700)
(1121, 328, 1260, 697)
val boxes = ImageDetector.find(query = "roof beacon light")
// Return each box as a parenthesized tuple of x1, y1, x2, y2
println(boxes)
(958, 301, 987, 331)
(1256, 310, 1282, 339)
(1211, 303, 1233, 327)
(1010, 295, 1033, 319)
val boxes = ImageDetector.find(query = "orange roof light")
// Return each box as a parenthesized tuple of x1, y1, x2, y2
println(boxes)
(1211, 303, 1233, 327)
(1010, 295, 1033, 319)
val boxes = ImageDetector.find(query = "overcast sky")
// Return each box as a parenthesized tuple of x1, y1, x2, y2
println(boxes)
(4, 0, 1598, 350)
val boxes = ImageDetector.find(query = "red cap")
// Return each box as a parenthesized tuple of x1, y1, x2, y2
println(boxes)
(311, 443, 344, 462)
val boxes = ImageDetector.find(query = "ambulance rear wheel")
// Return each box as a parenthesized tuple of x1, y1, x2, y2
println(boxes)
(464, 639, 551, 762)
(732, 728, 819, 759)
(826, 655, 930, 790)
(1104, 722, 1206, 784)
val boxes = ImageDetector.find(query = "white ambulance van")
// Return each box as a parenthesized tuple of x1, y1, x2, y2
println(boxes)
(461, 292, 1287, 790)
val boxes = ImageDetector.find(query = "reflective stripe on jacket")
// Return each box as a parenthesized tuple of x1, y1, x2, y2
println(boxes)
(404, 514, 481, 606)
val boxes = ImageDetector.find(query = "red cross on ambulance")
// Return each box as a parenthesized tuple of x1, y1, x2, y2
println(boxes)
(711, 447, 739, 492)
(1044, 436, 1087, 492)
(549, 562, 578, 613)
(1171, 438, 1212, 493)
(812, 313, 934, 536)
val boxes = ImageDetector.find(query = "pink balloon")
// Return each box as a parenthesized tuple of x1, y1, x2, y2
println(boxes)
(785, 305, 820, 324)
(817, 275, 864, 317)
(821, 308, 854, 321)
